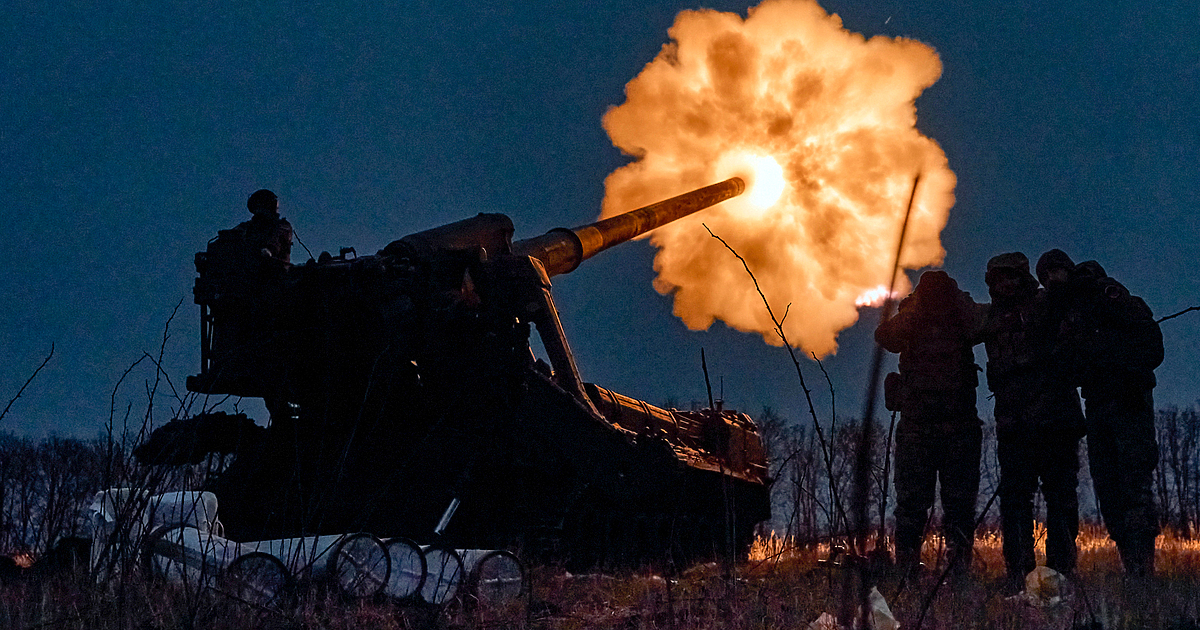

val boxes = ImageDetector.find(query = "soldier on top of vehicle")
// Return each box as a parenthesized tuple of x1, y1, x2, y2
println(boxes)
(190, 190, 296, 406)
(981, 252, 1084, 593)
(237, 189, 293, 264)
(876, 270, 986, 579)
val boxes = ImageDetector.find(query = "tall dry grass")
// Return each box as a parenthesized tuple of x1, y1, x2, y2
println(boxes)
(13, 522, 1200, 630)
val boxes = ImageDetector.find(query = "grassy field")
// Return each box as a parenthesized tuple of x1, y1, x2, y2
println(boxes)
(5, 528, 1200, 629)
(522, 528, 1200, 630)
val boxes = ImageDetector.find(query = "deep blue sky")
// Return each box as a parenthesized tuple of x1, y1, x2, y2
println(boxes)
(2, 0, 1197, 438)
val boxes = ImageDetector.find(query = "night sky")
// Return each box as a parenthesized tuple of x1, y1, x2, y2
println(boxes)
(3, 0, 1198, 438)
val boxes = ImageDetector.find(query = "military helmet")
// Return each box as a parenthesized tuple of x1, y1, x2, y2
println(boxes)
(913, 269, 959, 298)
(1074, 260, 1108, 282)
(247, 189, 279, 214)
(985, 252, 1034, 287)
(1035, 249, 1075, 285)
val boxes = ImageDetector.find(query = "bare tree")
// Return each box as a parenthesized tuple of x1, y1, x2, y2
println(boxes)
(1155, 406, 1200, 536)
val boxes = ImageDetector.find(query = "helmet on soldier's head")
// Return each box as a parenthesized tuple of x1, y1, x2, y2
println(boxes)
(247, 189, 279, 215)
(913, 270, 958, 299)
(1036, 249, 1075, 286)
(911, 270, 964, 314)
(985, 252, 1032, 285)
(986, 252, 1038, 300)
(1074, 260, 1107, 282)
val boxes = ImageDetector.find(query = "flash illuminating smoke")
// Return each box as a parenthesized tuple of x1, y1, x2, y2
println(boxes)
(601, 0, 956, 355)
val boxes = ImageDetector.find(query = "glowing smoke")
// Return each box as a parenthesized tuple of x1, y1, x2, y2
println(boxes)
(600, 0, 956, 355)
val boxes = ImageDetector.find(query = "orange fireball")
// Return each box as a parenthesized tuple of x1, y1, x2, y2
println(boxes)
(601, 0, 956, 356)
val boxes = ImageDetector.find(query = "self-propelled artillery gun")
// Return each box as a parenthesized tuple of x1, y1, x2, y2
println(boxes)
(180, 178, 770, 568)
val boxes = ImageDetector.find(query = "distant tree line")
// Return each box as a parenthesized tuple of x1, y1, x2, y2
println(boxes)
(1154, 406, 1200, 537)
(0, 431, 215, 557)
(0, 435, 108, 555)
(1, 403, 1198, 558)
(756, 403, 1200, 546)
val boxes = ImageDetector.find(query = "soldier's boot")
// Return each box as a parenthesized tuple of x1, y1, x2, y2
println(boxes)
(866, 544, 894, 582)
(946, 540, 973, 585)
(894, 546, 923, 579)
(1120, 537, 1156, 578)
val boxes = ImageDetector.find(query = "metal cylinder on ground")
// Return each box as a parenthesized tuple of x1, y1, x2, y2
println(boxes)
(383, 537, 426, 601)
(144, 523, 241, 583)
(244, 532, 391, 599)
(143, 523, 294, 609)
(243, 533, 345, 579)
(459, 549, 526, 608)
(420, 545, 465, 605)
(147, 491, 220, 535)
(328, 532, 390, 599)
(88, 488, 152, 579)
(220, 551, 294, 610)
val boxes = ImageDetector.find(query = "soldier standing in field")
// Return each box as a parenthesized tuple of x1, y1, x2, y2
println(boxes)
(1046, 252, 1163, 576)
(877, 270, 986, 578)
(982, 252, 1085, 593)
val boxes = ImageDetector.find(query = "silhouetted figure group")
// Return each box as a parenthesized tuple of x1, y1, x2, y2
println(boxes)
(878, 250, 1163, 587)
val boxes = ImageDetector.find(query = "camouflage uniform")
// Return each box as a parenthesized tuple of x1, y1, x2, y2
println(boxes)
(876, 270, 985, 574)
(236, 214, 293, 263)
(1058, 259, 1163, 575)
(235, 187, 293, 265)
(983, 253, 1085, 585)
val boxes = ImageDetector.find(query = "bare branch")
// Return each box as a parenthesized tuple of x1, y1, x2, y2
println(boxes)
(1158, 305, 1200, 324)
(105, 355, 147, 487)
(141, 298, 187, 439)
(811, 352, 837, 439)
(703, 223, 850, 535)
(880, 410, 897, 543)
(0, 343, 55, 424)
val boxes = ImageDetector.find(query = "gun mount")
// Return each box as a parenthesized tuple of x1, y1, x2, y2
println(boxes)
(179, 178, 768, 568)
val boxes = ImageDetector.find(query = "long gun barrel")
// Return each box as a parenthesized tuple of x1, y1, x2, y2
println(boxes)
(513, 177, 745, 277)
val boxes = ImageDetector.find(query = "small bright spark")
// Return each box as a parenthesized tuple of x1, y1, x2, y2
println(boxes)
(855, 285, 898, 308)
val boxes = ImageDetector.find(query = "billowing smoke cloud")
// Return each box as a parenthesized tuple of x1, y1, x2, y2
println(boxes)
(601, 0, 956, 355)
